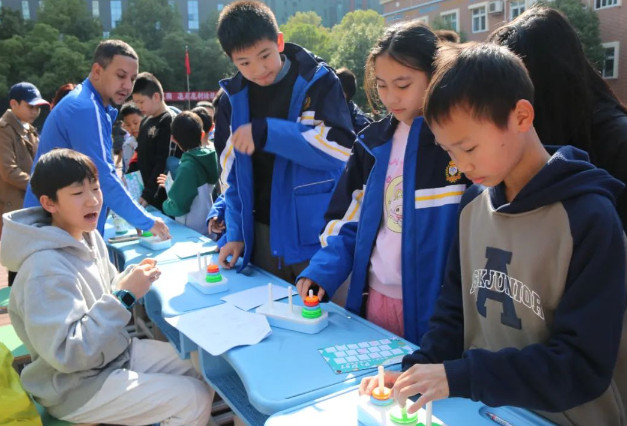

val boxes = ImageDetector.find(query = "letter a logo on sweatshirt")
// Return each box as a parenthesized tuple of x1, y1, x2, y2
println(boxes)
(476, 247, 522, 329)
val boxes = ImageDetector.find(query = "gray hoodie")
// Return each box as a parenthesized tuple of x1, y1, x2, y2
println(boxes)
(2, 207, 133, 418)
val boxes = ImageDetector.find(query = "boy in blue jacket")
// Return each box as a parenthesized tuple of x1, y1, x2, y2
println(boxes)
(214, 1, 355, 282)
(361, 43, 627, 425)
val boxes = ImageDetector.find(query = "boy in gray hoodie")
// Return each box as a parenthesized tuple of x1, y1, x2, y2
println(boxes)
(2, 148, 212, 425)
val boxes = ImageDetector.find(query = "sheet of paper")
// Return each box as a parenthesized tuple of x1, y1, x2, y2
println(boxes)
(174, 240, 218, 259)
(221, 284, 291, 311)
(124, 171, 144, 201)
(164, 171, 174, 194)
(165, 303, 272, 356)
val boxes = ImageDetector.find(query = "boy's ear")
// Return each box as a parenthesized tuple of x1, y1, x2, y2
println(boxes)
(513, 99, 534, 132)
(277, 32, 285, 53)
(39, 195, 58, 214)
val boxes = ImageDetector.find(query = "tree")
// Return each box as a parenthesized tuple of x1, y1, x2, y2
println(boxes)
(38, 0, 102, 42)
(113, 0, 181, 50)
(280, 12, 331, 61)
(538, 0, 604, 70)
(328, 10, 385, 109)
(0, 6, 32, 40)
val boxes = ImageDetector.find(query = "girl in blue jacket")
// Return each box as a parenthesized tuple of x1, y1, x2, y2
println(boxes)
(297, 21, 469, 344)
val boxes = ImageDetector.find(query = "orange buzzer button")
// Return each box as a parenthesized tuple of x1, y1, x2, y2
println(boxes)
(207, 264, 220, 273)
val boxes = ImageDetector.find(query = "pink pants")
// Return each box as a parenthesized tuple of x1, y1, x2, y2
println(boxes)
(366, 287, 404, 337)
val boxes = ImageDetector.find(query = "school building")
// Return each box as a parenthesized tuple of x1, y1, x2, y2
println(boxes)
(1, 0, 381, 34)
(379, 0, 627, 102)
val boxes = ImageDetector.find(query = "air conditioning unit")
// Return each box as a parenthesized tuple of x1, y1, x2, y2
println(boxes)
(488, 0, 504, 13)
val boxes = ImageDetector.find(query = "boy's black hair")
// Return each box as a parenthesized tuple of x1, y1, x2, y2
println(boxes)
(31, 148, 99, 202)
(171, 111, 203, 151)
(93, 39, 138, 69)
(336, 68, 357, 101)
(424, 43, 534, 130)
(119, 101, 142, 119)
(195, 100, 215, 112)
(435, 29, 460, 43)
(192, 106, 214, 132)
(364, 20, 438, 113)
(132, 72, 164, 98)
(217, 1, 279, 57)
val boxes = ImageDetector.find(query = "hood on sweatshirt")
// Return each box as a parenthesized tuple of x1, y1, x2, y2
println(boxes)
(489, 145, 624, 214)
(0, 207, 94, 272)
(180, 147, 216, 180)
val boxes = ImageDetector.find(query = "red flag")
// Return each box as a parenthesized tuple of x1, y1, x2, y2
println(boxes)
(185, 47, 191, 75)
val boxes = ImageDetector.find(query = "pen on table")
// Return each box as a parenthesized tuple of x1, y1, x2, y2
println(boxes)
(485, 411, 514, 426)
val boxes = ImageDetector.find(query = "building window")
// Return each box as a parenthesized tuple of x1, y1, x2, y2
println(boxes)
(188, 0, 199, 30)
(510, 0, 525, 19)
(92, 0, 100, 18)
(217, 3, 224, 10)
(110, 0, 121, 28)
(21, 1, 30, 20)
(416, 16, 429, 24)
(168, 0, 175, 8)
(602, 41, 619, 79)
(103, 31, 110, 38)
(470, 4, 487, 33)
(595, 0, 619, 9)
(440, 9, 459, 32)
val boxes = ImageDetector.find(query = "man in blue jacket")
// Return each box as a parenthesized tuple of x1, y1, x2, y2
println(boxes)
(213, 1, 355, 281)
(24, 40, 169, 239)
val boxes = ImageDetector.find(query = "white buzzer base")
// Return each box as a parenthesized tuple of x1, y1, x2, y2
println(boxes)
(255, 302, 328, 334)
(357, 394, 444, 426)
(187, 270, 229, 294)
(139, 236, 172, 251)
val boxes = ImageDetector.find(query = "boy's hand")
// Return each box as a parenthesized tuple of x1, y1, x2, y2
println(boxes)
(232, 124, 255, 155)
(150, 218, 171, 240)
(359, 370, 402, 395)
(139, 258, 157, 267)
(156, 173, 167, 188)
(296, 277, 326, 300)
(208, 217, 226, 234)
(219, 241, 244, 269)
(117, 262, 161, 299)
(392, 364, 449, 414)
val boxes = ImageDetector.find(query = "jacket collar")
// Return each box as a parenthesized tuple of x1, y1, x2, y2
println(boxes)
(83, 78, 118, 119)
(0, 109, 34, 135)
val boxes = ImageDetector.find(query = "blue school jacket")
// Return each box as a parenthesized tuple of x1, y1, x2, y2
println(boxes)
(214, 43, 355, 270)
(298, 116, 469, 343)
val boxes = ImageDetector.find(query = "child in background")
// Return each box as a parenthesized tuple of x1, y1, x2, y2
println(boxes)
(192, 106, 214, 147)
(157, 111, 219, 235)
(119, 102, 142, 173)
(3, 148, 212, 425)
(297, 21, 469, 344)
(132, 72, 182, 210)
(361, 43, 626, 425)
(214, 1, 354, 281)
(336, 67, 372, 134)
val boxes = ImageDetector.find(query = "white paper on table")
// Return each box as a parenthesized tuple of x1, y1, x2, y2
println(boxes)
(221, 284, 290, 311)
(164, 303, 272, 356)
(174, 241, 218, 259)
(164, 172, 174, 195)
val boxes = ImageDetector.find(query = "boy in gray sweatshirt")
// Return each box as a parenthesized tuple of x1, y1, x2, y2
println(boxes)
(3, 148, 212, 425)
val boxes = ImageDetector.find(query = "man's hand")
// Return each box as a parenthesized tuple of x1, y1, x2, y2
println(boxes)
(208, 217, 226, 235)
(392, 364, 449, 414)
(218, 241, 244, 269)
(231, 124, 255, 155)
(149, 218, 171, 240)
(296, 277, 326, 300)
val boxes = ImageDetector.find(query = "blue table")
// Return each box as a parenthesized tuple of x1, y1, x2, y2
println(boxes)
(265, 385, 555, 426)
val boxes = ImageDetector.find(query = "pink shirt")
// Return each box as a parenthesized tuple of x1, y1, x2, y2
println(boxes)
(368, 121, 410, 300)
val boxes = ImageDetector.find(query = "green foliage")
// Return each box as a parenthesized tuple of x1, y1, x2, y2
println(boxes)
(112, 0, 181, 50)
(328, 10, 385, 109)
(38, 0, 102, 42)
(281, 12, 331, 60)
(537, 0, 605, 70)
(0, 7, 32, 40)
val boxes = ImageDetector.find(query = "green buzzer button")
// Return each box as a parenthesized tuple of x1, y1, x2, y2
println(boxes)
(389, 405, 418, 425)
(301, 306, 322, 319)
